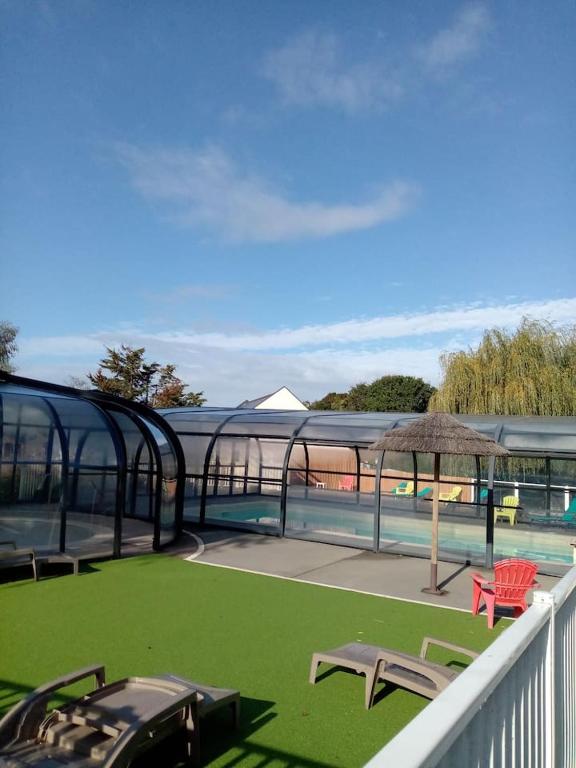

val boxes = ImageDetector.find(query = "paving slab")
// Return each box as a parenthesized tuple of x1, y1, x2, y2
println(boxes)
(178, 526, 560, 612)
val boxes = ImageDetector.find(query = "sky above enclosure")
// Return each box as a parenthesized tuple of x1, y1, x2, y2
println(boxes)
(2, 0, 575, 405)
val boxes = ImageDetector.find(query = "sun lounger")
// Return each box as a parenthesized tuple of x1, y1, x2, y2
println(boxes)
(439, 486, 462, 503)
(529, 498, 576, 527)
(391, 481, 414, 496)
(309, 637, 478, 709)
(0, 664, 240, 767)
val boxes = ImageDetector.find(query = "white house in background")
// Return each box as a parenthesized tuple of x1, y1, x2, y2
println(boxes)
(237, 387, 308, 411)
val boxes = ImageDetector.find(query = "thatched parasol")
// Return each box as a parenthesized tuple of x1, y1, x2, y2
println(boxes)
(370, 411, 509, 594)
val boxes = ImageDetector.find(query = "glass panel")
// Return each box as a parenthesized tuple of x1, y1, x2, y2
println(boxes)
(285, 484, 374, 548)
(381, 451, 413, 496)
(304, 444, 358, 490)
(358, 448, 378, 495)
(502, 423, 576, 452)
(64, 469, 116, 556)
(285, 441, 374, 547)
(76, 430, 117, 468)
(183, 476, 202, 522)
(0, 495, 62, 552)
(159, 476, 177, 545)
(160, 409, 234, 434)
(204, 436, 285, 530)
(379, 486, 485, 562)
(0, 394, 64, 552)
(550, 459, 576, 489)
(220, 420, 300, 438)
(137, 417, 178, 544)
(493, 511, 575, 565)
(131, 470, 155, 521)
(297, 424, 392, 443)
(179, 434, 211, 476)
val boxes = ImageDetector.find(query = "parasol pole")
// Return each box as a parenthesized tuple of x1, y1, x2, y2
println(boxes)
(422, 452, 445, 594)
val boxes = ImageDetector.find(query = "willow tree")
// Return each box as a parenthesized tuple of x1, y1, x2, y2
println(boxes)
(430, 319, 576, 416)
(0, 321, 18, 373)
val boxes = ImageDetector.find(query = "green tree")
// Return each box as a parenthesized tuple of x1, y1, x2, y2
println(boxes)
(0, 321, 18, 373)
(346, 375, 435, 412)
(308, 391, 349, 410)
(151, 364, 206, 408)
(88, 345, 206, 407)
(311, 376, 435, 412)
(429, 319, 576, 415)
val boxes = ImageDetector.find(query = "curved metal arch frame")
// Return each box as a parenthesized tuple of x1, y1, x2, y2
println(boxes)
(81, 400, 127, 559)
(103, 403, 167, 551)
(0, 392, 71, 552)
(41, 397, 71, 553)
(0, 373, 184, 552)
(47, 395, 128, 558)
(197, 411, 309, 527)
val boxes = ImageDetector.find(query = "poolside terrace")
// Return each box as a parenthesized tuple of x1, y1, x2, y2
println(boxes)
(1, 534, 519, 767)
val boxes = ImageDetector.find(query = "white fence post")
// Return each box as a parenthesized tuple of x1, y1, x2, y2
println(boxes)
(532, 590, 556, 768)
(364, 567, 576, 768)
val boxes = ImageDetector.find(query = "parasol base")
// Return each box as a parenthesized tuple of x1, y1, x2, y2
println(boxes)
(421, 587, 448, 596)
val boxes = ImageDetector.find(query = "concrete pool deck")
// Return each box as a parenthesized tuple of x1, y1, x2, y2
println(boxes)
(175, 525, 560, 612)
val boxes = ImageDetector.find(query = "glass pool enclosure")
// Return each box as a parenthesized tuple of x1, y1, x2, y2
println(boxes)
(2, 373, 576, 572)
(0, 375, 182, 557)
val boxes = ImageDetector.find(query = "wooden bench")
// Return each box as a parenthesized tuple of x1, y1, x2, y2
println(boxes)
(36, 551, 80, 576)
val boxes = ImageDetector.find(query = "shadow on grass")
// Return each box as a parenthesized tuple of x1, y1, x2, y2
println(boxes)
(314, 666, 405, 709)
(195, 741, 342, 768)
(0, 679, 34, 716)
(0, 566, 38, 586)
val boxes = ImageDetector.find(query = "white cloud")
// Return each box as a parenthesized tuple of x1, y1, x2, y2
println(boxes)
(262, 31, 402, 112)
(16, 297, 576, 405)
(417, 3, 491, 73)
(82, 297, 575, 352)
(116, 144, 418, 243)
(262, 7, 490, 113)
(14, 346, 446, 407)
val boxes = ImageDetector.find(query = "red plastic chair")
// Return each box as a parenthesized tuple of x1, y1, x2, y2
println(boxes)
(338, 475, 355, 491)
(471, 558, 540, 629)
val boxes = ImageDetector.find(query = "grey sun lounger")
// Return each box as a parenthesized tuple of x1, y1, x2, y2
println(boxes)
(0, 664, 240, 767)
(309, 637, 479, 709)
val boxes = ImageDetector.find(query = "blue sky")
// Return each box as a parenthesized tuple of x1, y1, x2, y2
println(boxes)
(1, 0, 575, 405)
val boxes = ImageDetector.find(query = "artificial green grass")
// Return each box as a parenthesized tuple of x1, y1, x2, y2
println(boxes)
(0, 555, 505, 767)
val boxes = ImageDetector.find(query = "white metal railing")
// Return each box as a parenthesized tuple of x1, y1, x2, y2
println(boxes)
(365, 567, 576, 768)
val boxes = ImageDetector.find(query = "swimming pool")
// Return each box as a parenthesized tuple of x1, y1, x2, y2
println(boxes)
(195, 496, 575, 566)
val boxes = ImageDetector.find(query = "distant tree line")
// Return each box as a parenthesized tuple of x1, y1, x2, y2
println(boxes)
(309, 320, 576, 417)
(309, 375, 436, 413)
(3, 318, 576, 416)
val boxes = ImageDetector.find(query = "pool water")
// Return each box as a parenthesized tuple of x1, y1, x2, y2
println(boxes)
(197, 497, 574, 565)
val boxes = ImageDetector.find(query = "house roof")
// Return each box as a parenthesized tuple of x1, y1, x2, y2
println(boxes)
(237, 386, 306, 409)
